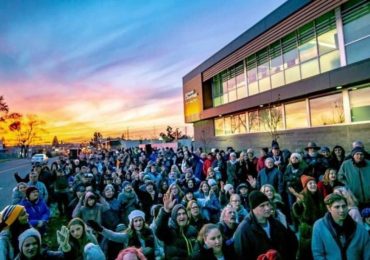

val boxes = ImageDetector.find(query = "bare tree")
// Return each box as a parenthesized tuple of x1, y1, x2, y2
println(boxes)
(259, 105, 283, 141)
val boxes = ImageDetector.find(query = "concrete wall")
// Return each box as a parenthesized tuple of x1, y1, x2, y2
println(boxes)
(193, 119, 370, 153)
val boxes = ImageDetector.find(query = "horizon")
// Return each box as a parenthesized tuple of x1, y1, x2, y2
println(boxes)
(0, 0, 286, 145)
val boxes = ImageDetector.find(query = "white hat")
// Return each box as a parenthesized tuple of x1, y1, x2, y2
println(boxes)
(224, 184, 234, 193)
(128, 210, 145, 224)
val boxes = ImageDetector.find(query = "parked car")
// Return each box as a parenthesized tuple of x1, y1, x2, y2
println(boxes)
(31, 154, 49, 165)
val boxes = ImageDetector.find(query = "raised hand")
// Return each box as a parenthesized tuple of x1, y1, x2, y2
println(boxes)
(163, 192, 176, 213)
(57, 225, 71, 252)
(247, 175, 257, 188)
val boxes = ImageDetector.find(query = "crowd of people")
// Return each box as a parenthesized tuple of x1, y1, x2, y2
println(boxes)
(1, 140, 370, 260)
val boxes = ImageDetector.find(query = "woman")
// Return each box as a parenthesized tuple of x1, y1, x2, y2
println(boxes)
(212, 152, 226, 182)
(187, 200, 206, 232)
(260, 184, 287, 228)
(12, 182, 28, 205)
(0, 205, 30, 259)
(333, 186, 363, 224)
(191, 224, 234, 260)
(284, 153, 307, 209)
(317, 168, 343, 198)
(194, 181, 221, 223)
(88, 209, 154, 260)
(15, 228, 67, 260)
(292, 175, 326, 260)
(57, 218, 98, 260)
(101, 184, 120, 230)
(330, 145, 345, 171)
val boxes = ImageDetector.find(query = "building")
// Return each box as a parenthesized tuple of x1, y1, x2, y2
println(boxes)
(183, 0, 370, 152)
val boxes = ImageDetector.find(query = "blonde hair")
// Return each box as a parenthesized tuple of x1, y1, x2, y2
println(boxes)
(333, 186, 358, 207)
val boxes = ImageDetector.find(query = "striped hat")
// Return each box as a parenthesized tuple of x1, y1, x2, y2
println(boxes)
(0, 205, 25, 228)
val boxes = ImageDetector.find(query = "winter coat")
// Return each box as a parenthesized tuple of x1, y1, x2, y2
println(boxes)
(226, 160, 238, 186)
(317, 180, 343, 198)
(312, 213, 370, 260)
(117, 190, 139, 224)
(0, 223, 30, 260)
(284, 162, 306, 193)
(292, 190, 326, 260)
(20, 198, 50, 228)
(194, 191, 221, 222)
(155, 207, 198, 259)
(256, 167, 284, 194)
(27, 181, 48, 202)
(338, 159, 370, 204)
(72, 196, 109, 225)
(233, 213, 297, 260)
(11, 188, 25, 205)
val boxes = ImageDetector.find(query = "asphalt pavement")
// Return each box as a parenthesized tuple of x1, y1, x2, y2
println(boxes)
(0, 158, 56, 210)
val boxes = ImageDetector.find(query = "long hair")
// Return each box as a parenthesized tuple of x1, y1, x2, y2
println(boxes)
(322, 168, 337, 185)
(197, 223, 221, 243)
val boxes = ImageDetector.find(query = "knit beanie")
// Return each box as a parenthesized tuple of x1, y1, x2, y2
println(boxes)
(121, 181, 131, 190)
(18, 228, 41, 251)
(361, 208, 370, 218)
(84, 191, 96, 200)
(290, 153, 302, 162)
(104, 184, 115, 192)
(25, 186, 38, 199)
(224, 184, 234, 193)
(0, 205, 25, 229)
(257, 249, 280, 260)
(128, 210, 145, 224)
(351, 147, 365, 157)
(84, 242, 106, 260)
(207, 179, 217, 187)
(249, 191, 269, 209)
(301, 175, 315, 189)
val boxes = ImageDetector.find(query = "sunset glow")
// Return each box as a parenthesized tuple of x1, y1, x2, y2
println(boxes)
(0, 0, 286, 145)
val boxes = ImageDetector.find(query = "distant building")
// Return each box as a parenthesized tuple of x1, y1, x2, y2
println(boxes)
(183, 0, 370, 151)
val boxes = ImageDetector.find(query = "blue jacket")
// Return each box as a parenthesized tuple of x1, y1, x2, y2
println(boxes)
(257, 167, 284, 194)
(312, 213, 370, 260)
(20, 198, 50, 227)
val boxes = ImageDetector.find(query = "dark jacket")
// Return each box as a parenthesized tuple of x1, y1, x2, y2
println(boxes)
(191, 242, 235, 260)
(233, 213, 297, 260)
(155, 206, 198, 260)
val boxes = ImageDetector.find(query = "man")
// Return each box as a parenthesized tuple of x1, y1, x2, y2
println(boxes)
(155, 193, 198, 259)
(218, 205, 238, 244)
(338, 147, 370, 207)
(312, 193, 370, 260)
(234, 191, 297, 260)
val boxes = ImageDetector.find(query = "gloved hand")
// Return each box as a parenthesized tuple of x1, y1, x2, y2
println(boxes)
(87, 220, 103, 233)
(57, 225, 71, 252)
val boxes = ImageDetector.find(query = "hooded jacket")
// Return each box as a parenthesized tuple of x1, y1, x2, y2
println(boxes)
(155, 205, 198, 259)
(19, 198, 50, 228)
(312, 213, 370, 260)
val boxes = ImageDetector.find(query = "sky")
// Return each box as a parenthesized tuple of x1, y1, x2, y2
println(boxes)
(0, 0, 286, 144)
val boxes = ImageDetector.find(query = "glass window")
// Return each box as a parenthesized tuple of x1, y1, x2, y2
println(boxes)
(259, 106, 283, 132)
(221, 72, 229, 105)
(248, 111, 260, 132)
(310, 93, 344, 126)
(215, 118, 224, 136)
(246, 55, 259, 95)
(301, 58, 319, 79)
(349, 86, 370, 122)
(284, 66, 301, 84)
(224, 116, 232, 135)
(228, 69, 237, 102)
(298, 22, 318, 62)
(345, 37, 370, 64)
(212, 75, 222, 107)
(316, 11, 338, 55)
(270, 41, 285, 88)
(257, 48, 271, 92)
(235, 63, 247, 99)
(282, 32, 299, 69)
(320, 50, 340, 73)
(285, 101, 308, 129)
(238, 113, 247, 133)
(342, 1, 370, 64)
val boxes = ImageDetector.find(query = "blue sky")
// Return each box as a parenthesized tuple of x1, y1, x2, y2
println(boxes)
(0, 0, 286, 142)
